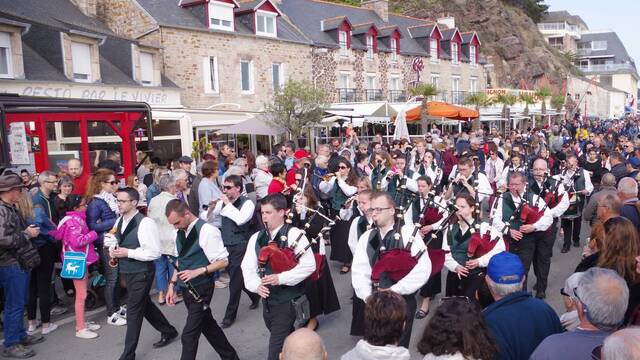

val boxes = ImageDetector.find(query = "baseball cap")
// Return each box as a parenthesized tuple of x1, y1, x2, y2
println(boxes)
(294, 149, 310, 160)
(178, 156, 193, 164)
(487, 252, 525, 285)
(560, 272, 583, 298)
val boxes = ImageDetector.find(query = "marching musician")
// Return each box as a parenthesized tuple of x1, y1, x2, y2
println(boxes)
(527, 158, 569, 299)
(406, 176, 448, 319)
(208, 175, 261, 328)
(369, 151, 393, 192)
(387, 151, 418, 207)
(319, 158, 358, 274)
(445, 157, 492, 203)
(109, 188, 178, 360)
(497, 153, 527, 191)
(417, 150, 443, 189)
(443, 194, 505, 299)
(484, 143, 504, 191)
(164, 200, 239, 360)
(409, 139, 427, 173)
(346, 190, 373, 336)
(293, 187, 340, 331)
(241, 194, 315, 360)
(491, 172, 553, 290)
(554, 154, 593, 253)
(351, 192, 431, 348)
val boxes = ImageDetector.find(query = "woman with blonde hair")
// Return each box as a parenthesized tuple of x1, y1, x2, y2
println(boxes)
(126, 174, 147, 207)
(145, 166, 169, 204)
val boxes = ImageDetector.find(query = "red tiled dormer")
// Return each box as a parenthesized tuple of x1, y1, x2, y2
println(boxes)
(235, 0, 282, 37)
(377, 25, 402, 54)
(407, 23, 442, 60)
(321, 16, 352, 50)
(352, 23, 379, 54)
(461, 31, 481, 65)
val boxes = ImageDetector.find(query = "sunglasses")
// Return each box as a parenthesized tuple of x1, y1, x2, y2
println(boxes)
(105, 180, 118, 185)
(338, 166, 349, 170)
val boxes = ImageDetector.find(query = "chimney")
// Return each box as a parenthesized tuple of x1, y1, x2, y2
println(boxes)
(70, 0, 97, 17)
(436, 15, 455, 29)
(362, 0, 388, 22)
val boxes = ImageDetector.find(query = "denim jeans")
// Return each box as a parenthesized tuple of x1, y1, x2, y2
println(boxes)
(99, 247, 121, 315)
(154, 256, 174, 293)
(0, 265, 30, 347)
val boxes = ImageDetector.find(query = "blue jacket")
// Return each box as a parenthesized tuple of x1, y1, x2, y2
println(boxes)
(146, 184, 161, 204)
(483, 291, 562, 360)
(86, 197, 118, 246)
(28, 206, 57, 248)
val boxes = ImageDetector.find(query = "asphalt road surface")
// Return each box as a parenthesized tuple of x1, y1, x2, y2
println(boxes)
(18, 222, 587, 360)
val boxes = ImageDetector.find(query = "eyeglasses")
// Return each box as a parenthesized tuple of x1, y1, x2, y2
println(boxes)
(223, 185, 234, 190)
(116, 199, 132, 203)
(370, 207, 392, 213)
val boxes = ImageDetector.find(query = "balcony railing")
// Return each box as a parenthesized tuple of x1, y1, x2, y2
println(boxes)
(364, 89, 384, 101)
(388, 90, 407, 103)
(577, 63, 635, 73)
(450, 91, 467, 105)
(337, 88, 359, 103)
(335, 89, 475, 104)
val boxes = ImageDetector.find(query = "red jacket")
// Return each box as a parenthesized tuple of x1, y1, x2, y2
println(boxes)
(72, 172, 90, 196)
(286, 163, 300, 186)
(268, 178, 286, 195)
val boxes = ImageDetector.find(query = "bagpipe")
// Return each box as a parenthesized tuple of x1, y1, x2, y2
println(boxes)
(417, 191, 444, 227)
(539, 172, 564, 209)
(166, 256, 208, 310)
(296, 206, 336, 281)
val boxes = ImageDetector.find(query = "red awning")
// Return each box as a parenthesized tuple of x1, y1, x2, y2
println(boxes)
(404, 101, 479, 121)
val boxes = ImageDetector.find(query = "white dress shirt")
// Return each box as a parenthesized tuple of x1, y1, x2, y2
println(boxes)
(147, 191, 178, 256)
(319, 177, 358, 197)
(484, 157, 504, 184)
(241, 225, 316, 294)
(403, 195, 449, 231)
(531, 180, 570, 219)
(442, 221, 506, 271)
(173, 218, 229, 263)
(347, 214, 372, 255)
(491, 192, 553, 234)
(351, 224, 431, 300)
(212, 196, 255, 226)
(554, 168, 594, 196)
(252, 168, 272, 200)
(497, 165, 527, 188)
(117, 211, 162, 262)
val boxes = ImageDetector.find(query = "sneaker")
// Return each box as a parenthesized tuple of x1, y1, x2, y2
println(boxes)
(107, 313, 126, 326)
(41, 323, 58, 335)
(50, 306, 67, 317)
(20, 335, 44, 346)
(26, 322, 40, 336)
(86, 322, 101, 331)
(75, 328, 98, 339)
(214, 280, 228, 289)
(2, 344, 34, 358)
(117, 305, 127, 319)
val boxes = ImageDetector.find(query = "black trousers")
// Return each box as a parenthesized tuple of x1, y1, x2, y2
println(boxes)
(224, 243, 259, 321)
(27, 242, 55, 323)
(119, 269, 177, 360)
(263, 300, 297, 360)
(181, 282, 238, 360)
(398, 293, 417, 348)
(350, 290, 365, 336)
(508, 233, 537, 291)
(561, 216, 582, 247)
(533, 220, 557, 293)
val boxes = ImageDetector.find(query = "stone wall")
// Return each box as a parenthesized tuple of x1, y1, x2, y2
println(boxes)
(159, 27, 312, 110)
(96, 0, 157, 40)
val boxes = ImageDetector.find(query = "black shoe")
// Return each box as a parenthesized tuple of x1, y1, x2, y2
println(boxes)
(573, 242, 580, 248)
(561, 245, 570, 253)
(221, 318, 234, 329)
(535, 290, 546, 299)
(20, 335, 45, 346)
(152, 331, 178, 348)
(2, 344, 34, 358)
(249, 298, 260, 310)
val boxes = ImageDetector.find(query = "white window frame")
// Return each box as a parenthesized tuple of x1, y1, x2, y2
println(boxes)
(0, 32, 13, 79)
(203, 56, 219, 94)
(366, 35, 374, 60)
(365, 74, 376, 90)
(272, 62, 285, 91)
(390, 38, 398, 62)
(339, 72, 350, 89)
(71, 41, 92, 83)
(256, 10, 277, 38)
(429, 38, 438, 62)
(469, 76, 478, 93)
(139, 52, 154, 86)
(389, 75, 400, 91)
(469, 44, 476, 66)
(451, 75, 460, 92)
(209, 1, 235, 31)
(240, 59, 254, 94)
(591, 41, 607, 51)
(339, 31, 349, 57)
(451, 42, 459, 64)
(429, 73, 440, 88)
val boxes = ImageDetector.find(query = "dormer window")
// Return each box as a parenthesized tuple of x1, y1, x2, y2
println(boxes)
(390, 38, 398, 62)
(256, 11, 277, 37)
(139, 52, 154, 86)
(71, 42, 92, 82)
(0, 32, 12, 78)
(451, 42, 459, 64)
(209, 1, 235, 31)
(366, 35, 374, 59)
(469, 45, 476, 66)
(429, 38, 438, 61)
(339, 31, 349, 57)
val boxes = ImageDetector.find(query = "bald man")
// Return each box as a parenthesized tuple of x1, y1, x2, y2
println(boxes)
(68, 158, 89, 195)
(279, 329, 327, 360)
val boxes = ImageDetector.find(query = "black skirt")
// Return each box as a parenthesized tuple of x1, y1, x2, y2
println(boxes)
(305, 256, 340, 318)
(329, 215, 353, 264)
(419, 232, 443, 298)
(445, 267, 486, 299)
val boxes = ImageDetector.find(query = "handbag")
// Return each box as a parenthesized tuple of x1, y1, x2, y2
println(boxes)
(292, 295, 310, 328)
(15, 241, 41, 270)
(61, 245, 89, 280)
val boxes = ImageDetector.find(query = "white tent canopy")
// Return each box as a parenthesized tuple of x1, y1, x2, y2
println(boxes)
(325, 102, 398, 118)
(216, 114, 285, 136)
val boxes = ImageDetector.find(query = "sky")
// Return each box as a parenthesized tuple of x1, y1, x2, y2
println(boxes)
(545, 0, 640, 66)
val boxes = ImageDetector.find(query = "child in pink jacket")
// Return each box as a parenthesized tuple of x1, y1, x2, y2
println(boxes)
(50, 195, 101, 339)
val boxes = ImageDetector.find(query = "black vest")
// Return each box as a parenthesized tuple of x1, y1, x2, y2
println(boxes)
(220, 196, 252, 246)
(116, 212, 153, 274)
(176, 219, 213, 287)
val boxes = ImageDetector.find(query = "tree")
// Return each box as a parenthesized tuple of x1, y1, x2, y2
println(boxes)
(494, 93, 517, 120)
(550, 94, 566, 124)
(465, 92, 493, 130)
(535, 86, 552, 115)
(264, 80, 326, 143)
(519, 93, 536, 116)
(409, 83, 439, 134)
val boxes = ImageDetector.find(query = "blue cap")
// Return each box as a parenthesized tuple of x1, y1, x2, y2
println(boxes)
(487, 252, 524, 284)
(629, 157, 640, 168)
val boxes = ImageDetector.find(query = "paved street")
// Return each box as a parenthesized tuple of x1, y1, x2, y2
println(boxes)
(20, 223, 587, 360)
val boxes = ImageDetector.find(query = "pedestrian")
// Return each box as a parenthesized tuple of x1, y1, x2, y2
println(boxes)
(601, 327, 640, 359)
(108, 187, 178, 360)
(165, 199, 239, 360)
(0, 170, 45, 358)
(49, 194, 102, 339)
(67, 158, 89, 196)
(53, 175, 75, 218)
(280, 328, 327, 360)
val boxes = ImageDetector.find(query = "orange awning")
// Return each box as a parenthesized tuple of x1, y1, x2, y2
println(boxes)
(404, 101, 479, 122)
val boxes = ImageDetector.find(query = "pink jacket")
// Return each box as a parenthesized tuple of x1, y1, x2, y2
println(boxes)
(50, 210, 99, 265)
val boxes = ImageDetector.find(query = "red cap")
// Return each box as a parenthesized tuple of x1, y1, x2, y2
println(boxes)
(294, 149, 310, 160)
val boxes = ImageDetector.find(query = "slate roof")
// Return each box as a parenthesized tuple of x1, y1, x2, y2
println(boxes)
(0, 0, 177, 88)
(136, 0, 309, 44)
(377, 25, 400, 38)
(440, 28, 459, 41)
(351, 22, 375, 36)
(406, 24, 437, 39)
(540, 11, 588, 30)
(578, 32, 638, 75)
